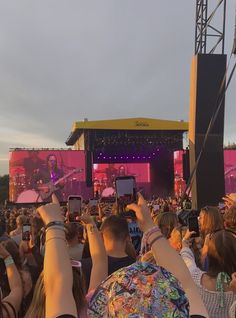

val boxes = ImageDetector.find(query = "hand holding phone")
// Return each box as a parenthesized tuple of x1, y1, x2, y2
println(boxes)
(68, 195, 82, 222)
(115, 176, 137, 214)
(22, 224, 31, 241)
(188, 216, 200, 238)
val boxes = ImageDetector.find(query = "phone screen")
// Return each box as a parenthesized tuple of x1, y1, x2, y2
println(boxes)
(188, 216, 200, 237)
(115, 176, 137, 206)
(22, 224, 31, 241)
(68, 196, 82, 222)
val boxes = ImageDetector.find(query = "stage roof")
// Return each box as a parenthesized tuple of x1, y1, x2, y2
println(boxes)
(66, 117, 188, 146)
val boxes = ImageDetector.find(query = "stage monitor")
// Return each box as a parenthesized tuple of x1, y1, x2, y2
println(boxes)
(9, 150, 91, 203)
(93, 163, 150, 197)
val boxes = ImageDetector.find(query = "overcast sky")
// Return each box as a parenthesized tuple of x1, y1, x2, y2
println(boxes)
(0, 1, 236, 175)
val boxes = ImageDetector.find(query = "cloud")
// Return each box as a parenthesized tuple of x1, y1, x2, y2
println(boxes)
(0, 0, 236, 175)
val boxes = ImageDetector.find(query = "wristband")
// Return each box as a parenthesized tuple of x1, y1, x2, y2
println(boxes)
(45, 225, 66, 234)
(140, 226, 161, 256)
(4, 256, 14, 267)
(45, 221, 64, 231)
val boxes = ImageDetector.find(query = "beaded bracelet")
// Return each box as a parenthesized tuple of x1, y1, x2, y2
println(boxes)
(140, 226, 161, 256)
(4, 256, 14, 267)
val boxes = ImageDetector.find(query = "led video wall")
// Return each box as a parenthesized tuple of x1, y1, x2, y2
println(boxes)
(9, 150, 86, 203)
(173, 149, 236, 195)
(93, 163, 150, 197)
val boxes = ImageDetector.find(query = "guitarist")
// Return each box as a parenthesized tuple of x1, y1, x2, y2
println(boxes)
(32, 154, 64, 202)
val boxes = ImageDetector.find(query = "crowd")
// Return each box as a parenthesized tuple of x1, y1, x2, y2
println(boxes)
(0, 192, 235, 317)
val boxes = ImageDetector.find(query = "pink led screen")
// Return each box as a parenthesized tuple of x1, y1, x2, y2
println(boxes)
(173, 150, 186, 196)
(173, 149, 236, 195)
(9, 150, 87, 203)
(224, 150, 236, 193)
(92, 163, 150, 197)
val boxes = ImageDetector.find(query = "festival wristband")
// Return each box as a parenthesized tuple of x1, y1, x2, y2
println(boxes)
(45, 225, 66, 234)
(4, 256, 14, 267)
(45, 221, 64, 231)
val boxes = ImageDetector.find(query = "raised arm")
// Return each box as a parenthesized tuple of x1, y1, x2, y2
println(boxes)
(80, 214, 108, 292)
(127, 194, 209, 318)
(37, 195, 77, 318)
(0, 243, 23, 317)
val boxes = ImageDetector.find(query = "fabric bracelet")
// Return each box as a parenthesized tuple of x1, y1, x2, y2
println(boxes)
(45, 221, 64, 231)
(4, 256, 14, 267)
(149, 234, 164, 249)
(45, 237, 67, 244)
(139, 226, 161, 256)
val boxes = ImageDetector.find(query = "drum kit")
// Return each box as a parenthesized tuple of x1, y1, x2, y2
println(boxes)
(93, 177, 115, 198)
(10, 165, 84, 203)
(9, 167, 33, 203)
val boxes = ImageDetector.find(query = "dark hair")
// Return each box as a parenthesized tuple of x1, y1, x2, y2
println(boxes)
(200, 206, 224, 240)
(46, 153, 57, 163)
(156, 212, 178, 239)
(207, 230, 236, 277)
(0, 216, 6, 237)
(223, 206, 236, 232)
(65, 223, 80, 242)
(100, 215, 129, 241)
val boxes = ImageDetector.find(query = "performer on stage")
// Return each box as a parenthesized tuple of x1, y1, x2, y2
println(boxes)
(32, 154, 64, 202)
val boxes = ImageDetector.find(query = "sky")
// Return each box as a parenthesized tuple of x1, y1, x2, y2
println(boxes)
(0, 1, 236, 176)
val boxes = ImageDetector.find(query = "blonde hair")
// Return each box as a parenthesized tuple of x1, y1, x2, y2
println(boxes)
(25, 268, 86, 318)
(25, 272, 45, 318)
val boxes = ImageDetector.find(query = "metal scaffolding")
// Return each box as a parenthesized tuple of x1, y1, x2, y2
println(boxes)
(195, 0, 226, 54)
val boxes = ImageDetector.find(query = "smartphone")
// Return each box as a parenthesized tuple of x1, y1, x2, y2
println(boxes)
(188, 216, 200, 237)
(115, 176, 137, 210)
(68, 195, 82, 222)
(22, 224, 31, 241)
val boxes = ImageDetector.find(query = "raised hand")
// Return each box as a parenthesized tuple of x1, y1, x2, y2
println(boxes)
(127, 193, 154, 232)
